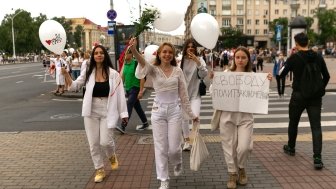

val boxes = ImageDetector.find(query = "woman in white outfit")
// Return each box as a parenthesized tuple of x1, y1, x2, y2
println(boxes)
(179, 38, 208, 151)
(129, 38, 199, 189)
(52, 54, 66, 94)
(211, 47, 272, 189)
(62, 45, 128, 183)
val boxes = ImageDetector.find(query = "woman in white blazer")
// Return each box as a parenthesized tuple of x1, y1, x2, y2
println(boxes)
(62, 45, 128, 183)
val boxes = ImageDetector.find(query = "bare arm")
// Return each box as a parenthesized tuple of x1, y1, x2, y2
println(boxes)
(128, 38, 146, 67)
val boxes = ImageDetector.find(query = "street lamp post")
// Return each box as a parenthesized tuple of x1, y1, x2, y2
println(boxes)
(11, 10, 23, 59)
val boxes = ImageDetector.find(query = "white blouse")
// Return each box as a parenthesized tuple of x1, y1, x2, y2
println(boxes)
(135, 62, 196, 119)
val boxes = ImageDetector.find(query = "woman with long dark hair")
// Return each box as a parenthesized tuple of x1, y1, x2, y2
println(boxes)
(62, 45, 128, 183)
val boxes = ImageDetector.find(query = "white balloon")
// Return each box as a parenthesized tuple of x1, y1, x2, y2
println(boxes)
(190, 13, 219, 49)
(144, 45, 159, 64)
(154, 7, 184, 32)
(39, 20, 66, 55)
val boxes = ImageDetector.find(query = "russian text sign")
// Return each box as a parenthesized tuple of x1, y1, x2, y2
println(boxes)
(212, 72, 270, 114)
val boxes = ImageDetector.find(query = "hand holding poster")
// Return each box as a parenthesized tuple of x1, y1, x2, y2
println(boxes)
(212, 72, 270, 114)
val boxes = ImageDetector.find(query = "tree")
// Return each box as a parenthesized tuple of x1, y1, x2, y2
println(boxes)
(219, 27, 244, 48)
(74, 25, 84, 48)
(304, 17, 318, 45)
(315, 8, 336, 45)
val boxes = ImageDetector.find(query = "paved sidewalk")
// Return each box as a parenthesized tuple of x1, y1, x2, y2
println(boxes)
(2, 131, 336, 189)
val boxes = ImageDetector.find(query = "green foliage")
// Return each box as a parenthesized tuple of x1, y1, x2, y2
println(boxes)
(0, 9, 74, 56)
(219, 27, 244, 48)
(74, 25, 84, 48)
(315, 8, 336, 45)
(133, 7, 160, 37)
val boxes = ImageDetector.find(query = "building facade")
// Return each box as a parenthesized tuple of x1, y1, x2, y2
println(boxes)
(185, 0, 336, 49)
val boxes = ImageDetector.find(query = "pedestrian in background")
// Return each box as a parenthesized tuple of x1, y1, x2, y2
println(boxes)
(273, 52, 286, 98)
(211, 47, 272, 189)
(128, 37, 199, 189)
(280, 32, 330, 170)
(179, 38, 208, 151)
(62, 45, 129, 183)
(51, 53, 66, 94)
(116, 47, 149, 134)
(71, 51, 81, 80)
(248, 48, 257, 73)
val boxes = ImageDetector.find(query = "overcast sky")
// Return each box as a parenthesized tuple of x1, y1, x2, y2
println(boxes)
(0, 0, 184, 35)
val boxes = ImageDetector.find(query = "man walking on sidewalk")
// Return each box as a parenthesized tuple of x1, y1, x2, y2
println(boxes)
(116, 48, 149, 134)
(280, 32, 330, 170)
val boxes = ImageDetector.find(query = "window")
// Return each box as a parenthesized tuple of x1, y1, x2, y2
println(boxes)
(237, 19, 244, 25)
(210, 9, 216, 15)
(302, 9, 307, 15)
(247, 9, 252, 15)
(247, 0, 251, 5)
(247, 19, 252, 25)
(283, 9, 287, 15)
(255, 19, 260, 25)
(264, 19, 268, 25)
(255, 10, 259, 16)
(264, 29, 268, 34)
(275, 9, 279, 14)
(310, 9, 315, 14)
(264, 10, 268, 15)
(263, 0, 268, 5)
(256, 0, 260, 5)
(222, 19, 231, 27)
(255, 29, 259, 34)
(247, 29, 252, 35)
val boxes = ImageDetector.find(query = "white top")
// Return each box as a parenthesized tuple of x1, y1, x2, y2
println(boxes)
(135, 62, 196, 119)
(181, 57, 208, 100)
(69, 67, 128, 128)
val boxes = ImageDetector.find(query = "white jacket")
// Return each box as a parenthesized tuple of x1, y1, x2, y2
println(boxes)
(69, 67, 128, 128)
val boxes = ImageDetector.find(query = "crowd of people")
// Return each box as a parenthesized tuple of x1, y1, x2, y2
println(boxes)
(52, 32, 329, 189)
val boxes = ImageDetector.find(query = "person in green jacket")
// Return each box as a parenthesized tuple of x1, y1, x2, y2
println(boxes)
(116, 48, 148, 134)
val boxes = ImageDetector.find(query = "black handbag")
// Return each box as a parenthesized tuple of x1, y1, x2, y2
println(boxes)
(197, 68, 206, 96)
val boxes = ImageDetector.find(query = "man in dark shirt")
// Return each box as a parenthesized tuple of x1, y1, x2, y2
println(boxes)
(280, 32, 330, 170)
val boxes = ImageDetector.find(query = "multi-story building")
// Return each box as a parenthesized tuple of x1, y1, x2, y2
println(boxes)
(67, 18, 113, 52)
(185, 0, 335, 49)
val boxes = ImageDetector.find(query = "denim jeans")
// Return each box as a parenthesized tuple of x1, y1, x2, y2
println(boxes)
(72, 70, 80, 80)
(288, 92, 322, 156)
(125, 87, 147, 125)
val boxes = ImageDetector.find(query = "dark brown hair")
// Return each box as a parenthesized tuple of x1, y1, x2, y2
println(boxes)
(180, 38, 198, 70)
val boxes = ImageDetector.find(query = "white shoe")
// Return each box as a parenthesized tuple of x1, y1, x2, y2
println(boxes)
(182, 142, 192, 151)
(173, 163, 183, 176)
(158, 180, 169, 189)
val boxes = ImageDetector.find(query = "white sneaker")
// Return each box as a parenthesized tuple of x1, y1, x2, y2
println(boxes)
(173, 163, 183, 176)
(158, 180, 169, 189)
(182, 142, 192, 151)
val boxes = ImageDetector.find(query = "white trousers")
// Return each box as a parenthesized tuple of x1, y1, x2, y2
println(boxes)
(84, 98, 115, 170)
(219, 111, 253, 173)
(182, 98, 201, 139)
(151, 100, 183, 181)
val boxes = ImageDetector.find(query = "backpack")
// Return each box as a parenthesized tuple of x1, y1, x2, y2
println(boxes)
(297, 53, 325, 99)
